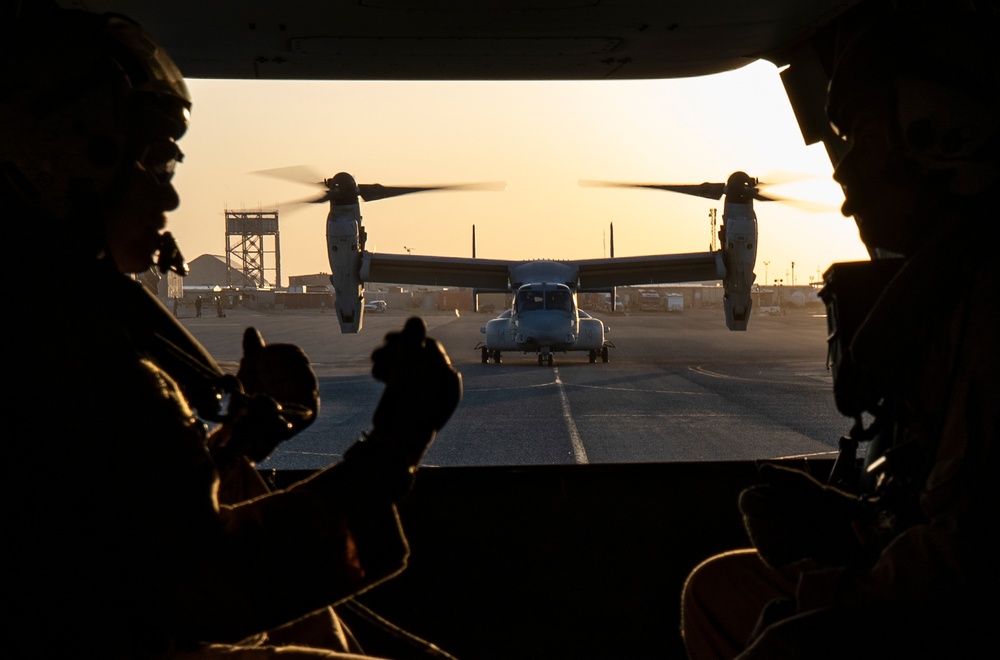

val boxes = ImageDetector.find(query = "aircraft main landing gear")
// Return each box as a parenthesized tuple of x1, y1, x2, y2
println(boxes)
(601, 346, 610, 363)
(481, 348, 503, 364)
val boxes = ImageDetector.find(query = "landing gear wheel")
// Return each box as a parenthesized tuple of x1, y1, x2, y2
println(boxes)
(537, 354, 544, 366)
(547, 354, 554, 366)
(481, 347, 489, 364)
(589, 350, 597, 363)
(493, 350, 502, 364)
(601, 346, 610, 363)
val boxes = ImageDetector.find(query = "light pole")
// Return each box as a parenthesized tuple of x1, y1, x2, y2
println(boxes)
(763, 260, 771, 285)
(791, 261, 796, 286)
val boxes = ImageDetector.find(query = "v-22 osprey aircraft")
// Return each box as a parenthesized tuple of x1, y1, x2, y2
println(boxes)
(293, 169, 766, 365)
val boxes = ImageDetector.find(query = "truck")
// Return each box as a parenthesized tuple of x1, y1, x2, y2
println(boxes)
(639, 290, 661, 311)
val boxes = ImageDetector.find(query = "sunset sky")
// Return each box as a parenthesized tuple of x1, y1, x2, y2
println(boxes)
(168, 59, 870, 288)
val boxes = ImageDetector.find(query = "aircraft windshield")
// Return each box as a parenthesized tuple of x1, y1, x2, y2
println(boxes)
(516, 288, 572, 313)
(516, 289, 544, 312)
(545, 289, 573, 313)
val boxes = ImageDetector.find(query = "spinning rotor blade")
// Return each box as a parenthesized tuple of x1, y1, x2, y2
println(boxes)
(359, 180, 506, 202)
(249, 166, 331, 207)
(753, 172, 839, 212)
(582, 171, 835, 211)
(282, 193, 331, 206)
(755, 170, 821, 187)
(250, 167, 506, 208)
(250, 165, 327, 187)
(751, 192, 840, 213)
(579, 179, 726, 200)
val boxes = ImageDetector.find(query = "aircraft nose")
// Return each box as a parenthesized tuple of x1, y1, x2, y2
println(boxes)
(518, 315, 575, 344)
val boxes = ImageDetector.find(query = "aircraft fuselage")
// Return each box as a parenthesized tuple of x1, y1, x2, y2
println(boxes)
(481, 283, 608, 365)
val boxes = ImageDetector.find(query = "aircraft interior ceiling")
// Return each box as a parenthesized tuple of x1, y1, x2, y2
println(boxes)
(59, 0, 863, 81)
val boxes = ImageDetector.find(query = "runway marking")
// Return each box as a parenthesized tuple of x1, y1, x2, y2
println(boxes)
(688, 366, 757, 381)
(555, 368, 589, 465)
(462, 381, 557, 393)
(771, 450, 840, 460)
(570, 382, 715, 397)
(575, 412, 732, 419)
(688, 365, 829, 386)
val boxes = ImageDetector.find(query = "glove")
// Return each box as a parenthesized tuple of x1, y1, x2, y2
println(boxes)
(738, 463, 866, 570)
(236, 327, 319, 423)
(221, 327, 319, 463)
(368, 316, 462, 465)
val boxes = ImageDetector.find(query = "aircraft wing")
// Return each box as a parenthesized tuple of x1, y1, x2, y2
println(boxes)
(362, 250, 725, 293)
(575, 252, 724, 290)
(361, 252, 512, 292)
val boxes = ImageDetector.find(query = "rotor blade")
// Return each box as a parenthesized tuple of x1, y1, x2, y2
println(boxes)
(753, 191, 840, 213)
(282, 192, 331, 206)
(249, 165, 327, 187)
(757, 170, 822, 187)
(264, 194, 329, 218)
(580, 179, 725, 200)
(359, 181, 506, 202)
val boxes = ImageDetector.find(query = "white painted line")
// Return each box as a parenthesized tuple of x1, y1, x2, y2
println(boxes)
(554, 368, 588, 464)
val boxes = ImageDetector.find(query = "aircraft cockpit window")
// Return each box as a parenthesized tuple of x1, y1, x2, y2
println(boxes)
(517, 290, 544, 312)
(545, 290, 572, 312)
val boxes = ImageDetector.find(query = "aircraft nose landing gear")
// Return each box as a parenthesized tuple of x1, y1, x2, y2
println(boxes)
(481, 347, 503, 364)
(588, 347, 610, 363)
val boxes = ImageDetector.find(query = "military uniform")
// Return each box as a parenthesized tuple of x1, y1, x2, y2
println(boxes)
(682, 225, 1000, 658)
(7, 254, 417, 658)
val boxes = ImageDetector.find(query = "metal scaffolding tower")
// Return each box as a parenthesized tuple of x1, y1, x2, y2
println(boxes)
(225, 209, 280, 288)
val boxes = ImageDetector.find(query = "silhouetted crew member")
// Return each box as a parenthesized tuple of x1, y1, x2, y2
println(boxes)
(681, 4, 1000, 658)
(2, 6, 462, 658)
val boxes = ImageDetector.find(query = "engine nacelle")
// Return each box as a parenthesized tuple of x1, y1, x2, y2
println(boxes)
(576, 317, 606, 350)
(482, 316, 520, 350)
(327, 205, 364, 333)
(719, 198, 758, 331)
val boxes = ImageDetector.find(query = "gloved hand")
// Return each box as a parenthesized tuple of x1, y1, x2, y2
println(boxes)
(739, 463, 866, 570)
(221, 327, 319, 463)
(369, 316, 462, 466)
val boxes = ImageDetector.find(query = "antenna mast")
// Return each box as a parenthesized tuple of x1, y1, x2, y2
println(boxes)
(709, 208, 718, 251)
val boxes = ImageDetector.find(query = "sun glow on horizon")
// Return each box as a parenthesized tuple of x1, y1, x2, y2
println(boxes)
(171, 61, 866, 287)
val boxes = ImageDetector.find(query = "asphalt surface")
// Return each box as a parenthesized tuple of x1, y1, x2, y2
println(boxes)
(179, 305, 849, 470)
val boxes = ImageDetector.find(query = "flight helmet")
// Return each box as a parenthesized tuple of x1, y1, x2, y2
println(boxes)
(0, 9, 192, 222)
